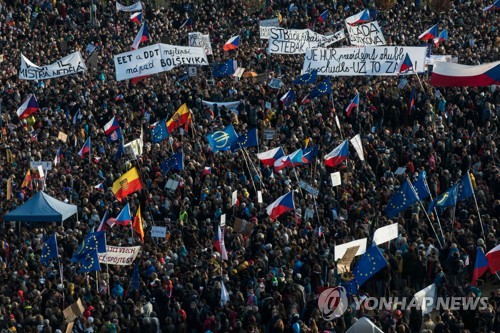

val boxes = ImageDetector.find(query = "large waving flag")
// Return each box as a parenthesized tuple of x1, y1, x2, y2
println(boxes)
(257, 147, 285, 166)
(345, 9, 371, 26)
(385, 179, 420, 218)
(294, 69, 318, 85)
(483, 0, 500, 11)
(223, 36, 239, 51)
(486, 244, 500, 274)
(418, 24, 438, 41)
(78, 137, 91, 158)
(151, 120, 169, 143)
(399, 54, 413, 74)
(274, 149, 304, 171)
(77, 248, 101, 273)
(112, 167, 143, 201)
(231, 128, 258, 151)
(71, 231, 107, 263)
(427, 184, 458, 214)
(430, 61, 500, 87)
(213, 59, 236, 78)
(353, 244, 387, 286)
(266, 192, 295, 219)
(433, 30, 448, 47)
(472, 248, 488, 286)
(346, 93, 360, 117)
(309, 79, 331, 98)
(324, 140, 349, 167)
(133, 206, 144, 243)
(161, 152, 184, 173)
(132, 22, 149, 50)
(302, 146, 318, 164)
(41, 234, 58, 265)
(17, 94, 39, 119)
(104, 117, 120, 136)
(115, 203, 132, 226)
(412, 171, 431, 201)
(166, 104, 192, 133)
(130, 12, 142, 24)
(207, 124, 238, 152)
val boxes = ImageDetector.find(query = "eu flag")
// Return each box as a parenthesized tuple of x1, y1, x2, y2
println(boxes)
(385, 179, 419, 218)
(353, 245, 387, 287)
(412, 171, 430, 201)
(77, 248, 101, 273)
(115, 140, 125, 160)
(151, 120, 169, 143)
(309, 79, 331, 98)
(427, 185, 458, 214)
(207, 124, 238, 152)
(456, 173, 474, 202)
(213, 59, 235, 78)
(71, 231, 107, 262)
(341, 278, 359, 298)
(161, 152, 184, 174)
(293, 69, 318, 85)
(231, 128, 258, 151)
(41, 234, 58, 265)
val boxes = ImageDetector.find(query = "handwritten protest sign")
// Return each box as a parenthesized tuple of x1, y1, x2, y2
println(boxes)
(20, 52, 87, 80)
(188, 32, 213, 55)
(267, 28, 345, 54)
(98, 246, 141, 265)
(346, 21, 386, 46)
(259, 18, 279, 39)
(303, 46, 427, 76)
(114, 43, 208, 81)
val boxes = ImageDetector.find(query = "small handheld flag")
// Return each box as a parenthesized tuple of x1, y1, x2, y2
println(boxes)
(130, 12, 142, 24)
(418, 24, 438, 41)
(324, 140, 349, 167)
(318, 10, 328, 23)
(399, 54, 414, 74)
(41, 234, 58, 265)
(111, 167, 143, 201)
(17, 95, 39, 119)
(78, 138, 91, 158)
(483, 0, 500, 11)
(266, 192, 295, 219)
(472, 248, 488, 286)
(133, 206, 144, 243)
(345, 93, 360, 117)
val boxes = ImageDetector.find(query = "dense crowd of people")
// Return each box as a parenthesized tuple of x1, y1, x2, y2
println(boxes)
(0, 0, 499, 332)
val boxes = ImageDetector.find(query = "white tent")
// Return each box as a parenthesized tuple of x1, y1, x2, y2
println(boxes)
(346, 317, 383, 333)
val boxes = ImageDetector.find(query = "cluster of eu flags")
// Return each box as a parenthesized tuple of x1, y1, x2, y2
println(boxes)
(70, 230, 106, 273)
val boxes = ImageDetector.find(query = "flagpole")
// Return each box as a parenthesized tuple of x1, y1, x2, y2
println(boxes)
(423, 177, 446, 245)
(292, 167, 304, 197)
(412, 62, 426, 93)
(470, 182, 486, 237)
(238, 144, 258, 194)
(242, 147, 263, 188)
(55, 235, 65, 308)
(418, 199, 444, 249)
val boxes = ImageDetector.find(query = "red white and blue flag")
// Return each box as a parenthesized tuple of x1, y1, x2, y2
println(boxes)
(223, 36, 239, 51)
(486, 244, 500, 274)
(130, 12, 142, 24)
(430, 60, 500, 87)
(433, 30, 448, 47)
(94, 183, 105, 191)
(418, 24, 438, 41)
(53, 147, 63, 166)
(472, 248, 488, 286)
(346, 93, 360, 117)
(108, 203, 132, 227)
(345, 9, 371, 26)
(257, 147, 285, 166)
(17, 94, 39, 119)
(132, 22, 149, 50)
(324, 140, 349, 167)
(104, 117, 120, 136)
(318, 10, 328, 22)
(483, 0, 500, 11)
(214, 225, 228, 260)
(78, 138, 91, 158)
(273, 149, 304, 171)
(399, 53, 413, 74)
(266, 192, 295, 220)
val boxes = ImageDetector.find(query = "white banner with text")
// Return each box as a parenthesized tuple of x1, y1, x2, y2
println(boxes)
(20, 52, 87, 80)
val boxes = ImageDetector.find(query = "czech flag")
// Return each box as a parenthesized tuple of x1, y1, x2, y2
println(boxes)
(223, 35, 239, 51)
(483, 0, 500, 11)
(78, 138, 91, 158)
(486, 244, 500, 274)
(104, 117, 120, 136)
(399, 53, 413, 74)
(345, 9, 371, 26)
(430, 60, 500, 87)
(318, 10, 328, 23)
(433, 30, 448, 47)
(324, 140, 349, 167)
(472, 248, 488, 286)
(345, 93, 360, 117)
(280, 89, 295, 107)
(273, 149, 303, 171)
(94, 183, 104, 191)
(53, 147, 63, 166)
(266, 192, 295, 220)
(418, 24, 438, 41)
(130, 12, 142, 24)
(115, 203, 132, 226)
(214, 225, 228, 260)
(132, 22, 149, 50)
(17, 94, 39, 119)
(257, 147, 285, 166)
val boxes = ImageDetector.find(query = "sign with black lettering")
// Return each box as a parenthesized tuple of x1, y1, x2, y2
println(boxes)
(298, 179, 319, 197)
(267, 28, 345, 54)
(188, 32, 213, 55)
(20, 52, 87, 80)
(259, 18, 279, 39)
(346, 21, 386, 46)
(302, 46, 427, 76)
(263, 128, 276, 140)
(114, 43, 209, 81)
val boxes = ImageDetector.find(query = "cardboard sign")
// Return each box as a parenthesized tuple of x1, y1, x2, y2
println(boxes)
(58, 131, 68, 142)
(337, 245, 360, 272)
(63, 299, 85, 322)
(151, 226, 167, 238)
(233, 217, 254, 234)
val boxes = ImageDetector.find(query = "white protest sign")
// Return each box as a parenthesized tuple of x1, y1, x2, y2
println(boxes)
(425, 55, 453, 65)
(234, 67, 245, 78)
(257, 191, 263, 203)
(267, 28, 345, 54)
(37, 165, 45, 179)
(373, 224, 399, 245)
(20, 52, 87, 80)
(30, 161, 53, 171)
(98, 246, 141, 265)
(330, 172, 341, 187)
(303, 46, 427, 76)
(268, 78, 283, 89)
(202, 100, 241, 115)
(114, 43, 208, 81)
(231, 190, 238, 206)
(334, 238, 367, 261)
(346, 21, 386, 46)
(394, 167, 406, 175)
(116, 1, 142, 12)
(414, 284, 437, 314)
(124, 138, 143, 159)
(188, 32, 213, 55)
(259, 18, 280, 39)
(350, 134, 365, 161)
(151, 226, 167, 238)
(220, 214, 226, 227)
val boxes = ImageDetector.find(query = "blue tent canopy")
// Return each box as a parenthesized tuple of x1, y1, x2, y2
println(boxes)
(3, 191, 78, 223)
